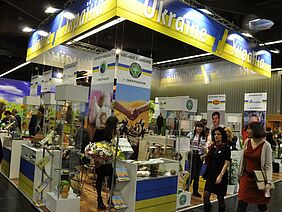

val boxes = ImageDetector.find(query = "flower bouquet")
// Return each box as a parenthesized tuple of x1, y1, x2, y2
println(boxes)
(85, 142, 116, 165)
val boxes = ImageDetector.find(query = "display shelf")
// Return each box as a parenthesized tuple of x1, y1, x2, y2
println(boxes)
(1, 139, 31, 179)
(46, 191, 80, 212)
(19, 144, 60, 203)
(114, 158, 179, 212)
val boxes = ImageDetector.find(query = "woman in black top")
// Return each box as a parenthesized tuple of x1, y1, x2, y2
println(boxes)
(203, 127, 231, 212)
(93, 116, 118, 209)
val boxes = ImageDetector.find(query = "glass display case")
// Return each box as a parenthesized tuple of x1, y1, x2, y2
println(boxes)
(45, 84, 89, 212)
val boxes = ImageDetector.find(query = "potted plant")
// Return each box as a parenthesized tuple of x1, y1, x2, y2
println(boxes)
(59, 180, 70, 198)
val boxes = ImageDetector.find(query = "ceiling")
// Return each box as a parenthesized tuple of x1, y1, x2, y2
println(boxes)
(0, 0, 282, 82)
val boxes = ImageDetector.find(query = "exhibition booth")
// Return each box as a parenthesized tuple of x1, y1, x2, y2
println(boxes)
(1, 0, 280, 212)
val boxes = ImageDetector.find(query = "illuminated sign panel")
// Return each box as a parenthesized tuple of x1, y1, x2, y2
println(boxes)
(27, 0, 271, 77)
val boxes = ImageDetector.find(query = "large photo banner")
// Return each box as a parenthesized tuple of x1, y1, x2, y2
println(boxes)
(115, 51, 152, 128)
(207, 94, 226, 130)
(87, 51, 116, 139)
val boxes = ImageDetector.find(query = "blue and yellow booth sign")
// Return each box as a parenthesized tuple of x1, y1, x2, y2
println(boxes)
(26, 0, 271, 78)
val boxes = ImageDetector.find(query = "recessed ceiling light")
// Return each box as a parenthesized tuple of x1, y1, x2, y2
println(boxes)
(269, 49, 280, 54)
(22, 27, 34, 32)
(45, 6, 59, 14)
(56, 72, 63, 79)
(38, 30, 49, 37)
(66, 41, 73, 45)
(259, 39, 282, 46)
(199, 8, 213, 15)
(241, 32, 253, 38)
(63, 11, 76, 20)
(248, 18, 274, 31)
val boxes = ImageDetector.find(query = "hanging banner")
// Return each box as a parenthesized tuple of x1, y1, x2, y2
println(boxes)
(116, 0, 271, 77)
(207, 94, 226, 111)
(26, 0, 118, 60)
(207, 94, 226, 130)
(115, 51, 152, 127)
(86, 51, 116, 139)
(243, 93, 267, 136)
(244, 93, 267, 111)
(41, 70, 62, 93)
(63, 61, 78, 85)
(30, 75, 42, 96)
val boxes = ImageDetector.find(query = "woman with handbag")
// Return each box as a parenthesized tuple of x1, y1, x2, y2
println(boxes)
(203, 127, 231, 212)
(237, 122, 273, 212)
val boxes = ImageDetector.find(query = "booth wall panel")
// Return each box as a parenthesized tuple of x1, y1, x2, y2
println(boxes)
(154, 71, 281, 114)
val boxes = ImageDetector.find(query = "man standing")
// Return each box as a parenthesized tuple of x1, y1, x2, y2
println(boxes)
(156, 113, 164, 135)
(211, 111, 221, 130)
(29, 107, 44, 136)
(12, 109, 21, 131)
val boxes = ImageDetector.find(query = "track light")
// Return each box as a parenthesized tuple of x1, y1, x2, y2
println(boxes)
(22, 27, 34, 33)
(63, 11, 76, 20)
(153, 53, 213, 65)
(38, 30, 49, 37)
(0, 61, 31, 78)
(45, 6, 60, 14)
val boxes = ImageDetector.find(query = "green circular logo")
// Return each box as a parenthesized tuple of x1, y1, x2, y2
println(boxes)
(99, 62, 107, 74)
(179, 194, 187, 205)
(186, 99, 193, 110)
(129, 62, 142, 78)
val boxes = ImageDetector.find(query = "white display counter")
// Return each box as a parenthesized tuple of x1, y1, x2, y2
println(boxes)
(1, 138, 31, 179)
(46, 191, 80, 212)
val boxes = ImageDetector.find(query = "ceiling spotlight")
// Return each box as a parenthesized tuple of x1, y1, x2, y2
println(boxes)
(241, 32, 253, 38)
(22, 27, 34, 32)
(45, 6, 60, 14)
(248, 18, 274, 31)
(56, 72, 63, 79)
(115, 48, 122, 54)
(199, 8, 213, 15)
(63, 11, 76, 20)
(269, 49, 280, 54)
(38, 30, 49, 37)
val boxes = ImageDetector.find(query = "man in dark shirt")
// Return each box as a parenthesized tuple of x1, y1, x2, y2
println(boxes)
(29, 107, 44, 136)
(156, 113, 164, 135)
(12, 109, 21, 131)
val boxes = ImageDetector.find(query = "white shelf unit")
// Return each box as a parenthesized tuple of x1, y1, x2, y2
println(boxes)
(1, 138, 31, 179)
(114, 158, 179, 212)
(19, 144, 60, 203)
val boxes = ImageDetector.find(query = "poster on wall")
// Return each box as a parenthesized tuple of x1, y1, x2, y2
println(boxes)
(30, 75, 42, 96)
(0, 78, 30, 118)
(63, 61, 78, 85)
(115, 51, 152, 128)
(242, 93, 267, 140)
(86, 51, 116, 139)
(207, 94, 226, 130)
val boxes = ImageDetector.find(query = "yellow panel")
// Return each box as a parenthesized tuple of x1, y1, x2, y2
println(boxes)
(136, 194, 177, 210)
(19, 173, 34, 188)
(136, 201, 176, 212)
(19, 180, 33, 199)
(26, 0, 118, 60)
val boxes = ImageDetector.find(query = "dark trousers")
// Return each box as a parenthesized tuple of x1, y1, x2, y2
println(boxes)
(157, 125, 162, 135)
(187, 154, 203, 193)
(96, 164, 113, 199)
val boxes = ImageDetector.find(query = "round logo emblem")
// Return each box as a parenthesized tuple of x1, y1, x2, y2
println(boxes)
(179, 194, 187, 205)
(99, 62, 108, 74)
(129, 62, 142, 78)
(212, 99, 220, 105)
(186, 99, 193, 110)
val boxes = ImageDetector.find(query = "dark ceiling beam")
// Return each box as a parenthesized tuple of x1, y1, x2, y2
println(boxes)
(2, 0, 42, 22)
(197, 0, 252, 15)
(255, 0, 282, 7)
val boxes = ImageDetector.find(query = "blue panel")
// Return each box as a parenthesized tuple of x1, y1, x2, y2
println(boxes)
(136, 176, 178, 201)
(20, 157, 35, 181)
(3, 147, 11, 163)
